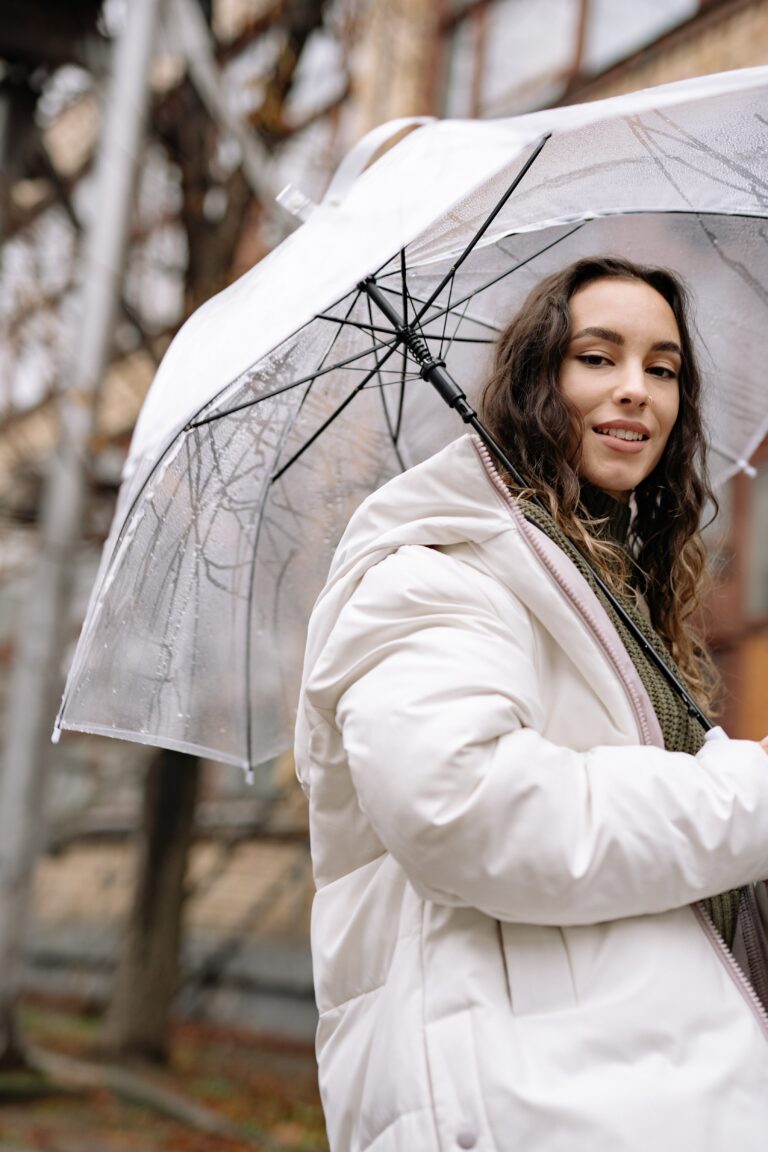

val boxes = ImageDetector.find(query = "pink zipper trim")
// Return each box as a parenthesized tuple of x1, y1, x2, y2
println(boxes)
(472, 437, 656, 747)
(693, 902, 768, 1040)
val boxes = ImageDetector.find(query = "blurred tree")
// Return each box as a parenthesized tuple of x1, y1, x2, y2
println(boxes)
(0, 0, 355, 1069)
(101, 0, 337, 1064)
(0, 0, 161, 1073)
(104, 749, 201, 1061)
(0, 0, 108, 240)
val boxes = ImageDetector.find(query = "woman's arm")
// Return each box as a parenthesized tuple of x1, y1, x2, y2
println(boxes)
(314, 543, 768, 927)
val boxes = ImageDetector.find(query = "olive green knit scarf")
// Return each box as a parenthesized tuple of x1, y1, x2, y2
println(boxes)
(519, 489, 739, 946)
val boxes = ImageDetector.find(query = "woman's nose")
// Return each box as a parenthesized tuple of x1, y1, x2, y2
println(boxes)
(614, 364, 649, 406)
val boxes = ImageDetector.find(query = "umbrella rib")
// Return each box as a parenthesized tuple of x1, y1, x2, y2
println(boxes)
(316, 314, 399, 336)
(438, 293, 476, 365)
(268, 284, 393, 477)
(373, 279, 503, 332)
(291, 288, 368, 418)
(188, 336, 400, 429)
(392, 257, 419, 443)
(417, 333, 497, 343)
(270, 343, 401, 484)
(433, 258, 455, 362)
(395, 247, 411, 441)
(365, 293, 407, 471)
(394, 344, 408, 442)
(316, 283, 398, 344)
(191, 284, 373, 432)
(412, 132, 551, 325)
(381, 221, 588, 331)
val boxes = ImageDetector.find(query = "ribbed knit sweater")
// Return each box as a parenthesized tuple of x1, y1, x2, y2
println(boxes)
(520, 485, 740, 946)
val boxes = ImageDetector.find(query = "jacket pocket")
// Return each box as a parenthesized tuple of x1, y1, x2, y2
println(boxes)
(500, 922, 577, 1016)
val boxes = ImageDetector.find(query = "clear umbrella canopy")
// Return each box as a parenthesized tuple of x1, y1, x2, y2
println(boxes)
(56, 68, 768, 772)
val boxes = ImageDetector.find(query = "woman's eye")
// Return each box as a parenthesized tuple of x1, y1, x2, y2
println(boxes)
(647, 365, 678, 379)
(577, 353, 610, 366)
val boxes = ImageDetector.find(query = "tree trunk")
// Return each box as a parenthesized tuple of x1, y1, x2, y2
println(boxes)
(103, 750, 200, 1063)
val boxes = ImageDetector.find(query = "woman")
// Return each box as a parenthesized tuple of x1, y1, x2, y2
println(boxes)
(295, 257, 768, 1152)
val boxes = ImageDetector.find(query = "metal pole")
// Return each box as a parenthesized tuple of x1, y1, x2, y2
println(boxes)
(0, 0, 163, 1064)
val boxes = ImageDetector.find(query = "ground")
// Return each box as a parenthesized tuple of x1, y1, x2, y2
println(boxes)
(0, 998, 328, 1152)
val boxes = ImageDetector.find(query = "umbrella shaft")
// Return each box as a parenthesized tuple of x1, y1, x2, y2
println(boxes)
(361, 278, 474, 418)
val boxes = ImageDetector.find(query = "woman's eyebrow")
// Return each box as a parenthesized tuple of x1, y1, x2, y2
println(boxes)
(571, 326, 624, 344)
(571, 328, 682, 357)
(652, 340, 682, 356)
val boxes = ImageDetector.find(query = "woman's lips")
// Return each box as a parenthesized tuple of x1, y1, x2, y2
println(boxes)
(592, 429, 647, 454)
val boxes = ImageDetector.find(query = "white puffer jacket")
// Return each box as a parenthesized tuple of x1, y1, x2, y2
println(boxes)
(295, 434, 768, 1152)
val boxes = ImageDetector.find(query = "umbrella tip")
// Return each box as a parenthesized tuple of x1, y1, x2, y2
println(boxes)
(245, 766, 256, 786)
(738, 458, 758, 479)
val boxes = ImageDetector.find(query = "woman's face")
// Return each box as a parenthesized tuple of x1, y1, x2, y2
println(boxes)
(558, 277, 681, 503)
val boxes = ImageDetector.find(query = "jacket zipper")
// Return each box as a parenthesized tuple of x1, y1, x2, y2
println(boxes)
(473, 436, 768, 1044)
(693, 901, 768, 1041)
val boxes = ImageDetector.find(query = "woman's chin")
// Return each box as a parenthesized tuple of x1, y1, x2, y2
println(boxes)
(581, 467, 635, 502)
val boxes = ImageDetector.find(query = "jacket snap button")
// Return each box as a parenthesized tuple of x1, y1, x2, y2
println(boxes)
(456, 1131, 477, 1150)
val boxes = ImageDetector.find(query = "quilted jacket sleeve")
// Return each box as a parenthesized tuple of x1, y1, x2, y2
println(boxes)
(315, 543, 768, 926)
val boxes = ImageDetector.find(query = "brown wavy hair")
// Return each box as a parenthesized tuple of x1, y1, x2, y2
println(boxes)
(481, 256, 717, 707)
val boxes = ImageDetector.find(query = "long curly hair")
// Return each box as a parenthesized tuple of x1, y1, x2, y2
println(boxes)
(481, 255, 717, 708)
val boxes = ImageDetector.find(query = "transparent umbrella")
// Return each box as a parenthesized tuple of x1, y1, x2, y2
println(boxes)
(55, 67, 768, 775)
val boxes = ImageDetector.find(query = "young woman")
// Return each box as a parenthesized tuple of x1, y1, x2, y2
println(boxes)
(295, 257, 768, 1152)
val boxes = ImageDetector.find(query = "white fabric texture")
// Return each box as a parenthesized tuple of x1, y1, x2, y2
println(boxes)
(296, 434, 768, 1152)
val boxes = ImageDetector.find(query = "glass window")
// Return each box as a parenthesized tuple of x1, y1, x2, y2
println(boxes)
(443, 0, 580, 118)
(441, 0, 700, 118)
(443, 16, 480, 118)
(483, 0, 578, 116)
(583, 0, 698, 76)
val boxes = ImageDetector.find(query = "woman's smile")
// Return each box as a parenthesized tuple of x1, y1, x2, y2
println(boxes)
(592, 418, 650, 452)
(558, 277, 681, 501)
